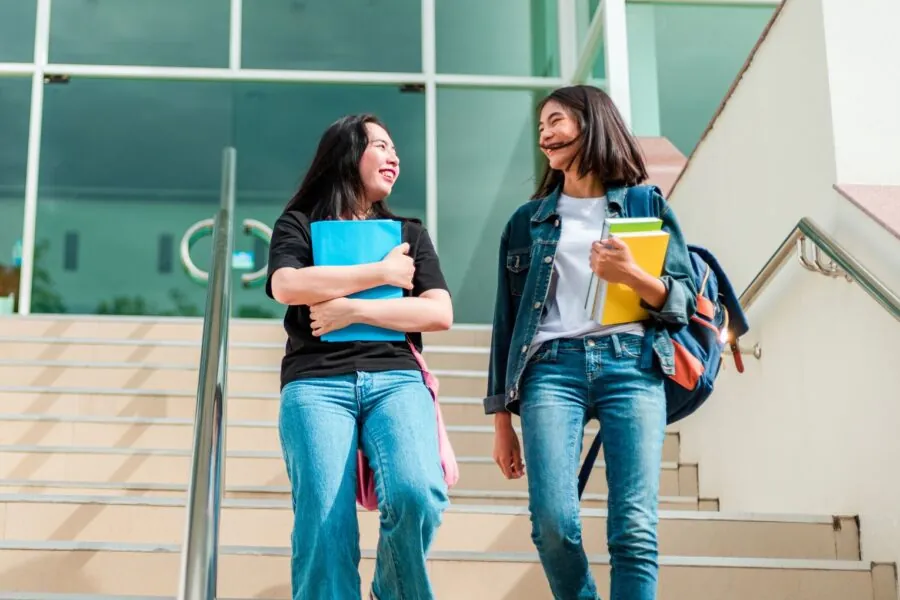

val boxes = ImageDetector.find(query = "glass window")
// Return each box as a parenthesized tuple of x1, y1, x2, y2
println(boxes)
(628, 3, 775, 154)
(49, 0, 230, 67)
(242, 0, 421, 73)
(35, 78, 425, 317)
(437, 0, 559, 77)
(437, 88, 541, 323)
(0, 2, 36, 62)
(0, 78, 30, 314)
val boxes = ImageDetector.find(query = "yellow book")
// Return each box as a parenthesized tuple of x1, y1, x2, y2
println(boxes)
(588, 230, 670, 326)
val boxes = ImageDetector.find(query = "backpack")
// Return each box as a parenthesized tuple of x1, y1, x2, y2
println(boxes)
(577, 185, 750, 499)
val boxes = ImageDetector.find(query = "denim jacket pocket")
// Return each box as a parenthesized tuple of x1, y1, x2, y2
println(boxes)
(505, 247, 531, 297)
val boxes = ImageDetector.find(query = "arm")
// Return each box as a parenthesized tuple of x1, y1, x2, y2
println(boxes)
(485, 225, 514, 416)
(270, 263, 389, 307)
(348, 289, 452, 332)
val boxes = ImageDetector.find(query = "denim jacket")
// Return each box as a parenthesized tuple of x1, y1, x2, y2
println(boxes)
(484, 184, 698, 415)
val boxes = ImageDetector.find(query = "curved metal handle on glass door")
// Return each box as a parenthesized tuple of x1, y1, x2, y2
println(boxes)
(180, 218, 272, 288)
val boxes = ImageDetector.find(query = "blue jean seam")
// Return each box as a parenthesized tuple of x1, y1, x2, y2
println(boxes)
(367, 407, 408, 600)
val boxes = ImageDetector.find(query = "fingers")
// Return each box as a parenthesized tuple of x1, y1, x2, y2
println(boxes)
(494, 452, 525, 479)
(494, 454, 512, 479)
(389, 242, 411, 256)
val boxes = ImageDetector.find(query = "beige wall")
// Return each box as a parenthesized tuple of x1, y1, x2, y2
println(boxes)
(669, 0, 900, 578)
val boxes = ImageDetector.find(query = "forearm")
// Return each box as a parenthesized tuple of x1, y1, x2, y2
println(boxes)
(623, 264, 668, 311)
(350, 296, 453, 332)
(271, 264, 385, 306)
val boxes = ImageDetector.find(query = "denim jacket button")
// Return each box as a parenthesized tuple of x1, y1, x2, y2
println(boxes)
(554, 219, 560, 227)
(509, 389, 517, 399)
(533, 302, 541, 309)
(521, 345, 527, 353)
(544, 256, 552, 264)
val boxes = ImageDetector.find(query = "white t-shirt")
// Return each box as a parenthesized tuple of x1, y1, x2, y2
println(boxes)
(531, 193, 645, 351)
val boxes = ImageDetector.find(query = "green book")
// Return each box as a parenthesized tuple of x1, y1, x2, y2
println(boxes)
(607, 217, 663, 234)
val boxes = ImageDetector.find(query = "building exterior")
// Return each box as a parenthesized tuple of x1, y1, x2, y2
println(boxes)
(0, 0, 776, 322)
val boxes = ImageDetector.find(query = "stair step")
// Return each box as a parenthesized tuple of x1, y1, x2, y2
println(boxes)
(0, 445, 693, 496)
(0, 361, 489, 397)
(0, 413, 680, 462)
(0, 541, 890, 599)
(0, 387, 496, 425)
(0, 480, 713, 510)
(0, 494, 858, 559)
(0, 316, 493, 346)
(0, 337, 490, 371)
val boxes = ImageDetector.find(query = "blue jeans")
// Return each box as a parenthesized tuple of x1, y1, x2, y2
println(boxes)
(279, 370, 449, 600)
(520, 334, 667, 600)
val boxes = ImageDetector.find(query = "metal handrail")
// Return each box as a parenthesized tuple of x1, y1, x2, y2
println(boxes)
(740, 217, 900, 323)
(177, 147, 236, 600)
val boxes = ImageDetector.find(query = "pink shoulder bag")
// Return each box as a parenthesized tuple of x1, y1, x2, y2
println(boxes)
(355, 339, 460, 510)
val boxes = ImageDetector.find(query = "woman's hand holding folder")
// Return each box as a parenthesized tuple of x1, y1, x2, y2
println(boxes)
(378, 242, 415, 290)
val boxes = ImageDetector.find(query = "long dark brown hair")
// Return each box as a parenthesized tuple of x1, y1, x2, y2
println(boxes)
(284, 113, 400, 221)
(533, 85, 648, 199)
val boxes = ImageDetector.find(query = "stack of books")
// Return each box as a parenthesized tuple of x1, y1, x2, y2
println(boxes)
(584, 217, 670, 325)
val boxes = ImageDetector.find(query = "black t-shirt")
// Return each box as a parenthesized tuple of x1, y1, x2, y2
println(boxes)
(265, 210, 450, 388)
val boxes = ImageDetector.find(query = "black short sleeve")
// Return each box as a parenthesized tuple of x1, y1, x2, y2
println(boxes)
(265, 211, 312, 300)
(407, 223, 449, 297)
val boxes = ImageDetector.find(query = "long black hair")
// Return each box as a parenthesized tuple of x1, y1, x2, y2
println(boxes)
(533, 85, 648, 199)
(284, 113, 400, 221)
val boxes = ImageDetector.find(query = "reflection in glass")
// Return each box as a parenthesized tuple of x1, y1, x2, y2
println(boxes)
(0, 2, 36, 62)
(35, 78, 425, 317)
(242, 0, 421, 73)
(630, 3, 774, 154)
(437, 88, 542, 323)
(49, 0, 230, 67)
(437, 0, 559, 77)
(0, 78, 31, 313)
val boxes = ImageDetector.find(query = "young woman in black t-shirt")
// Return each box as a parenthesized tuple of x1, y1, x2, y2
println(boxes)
(266, 114, 453, 600)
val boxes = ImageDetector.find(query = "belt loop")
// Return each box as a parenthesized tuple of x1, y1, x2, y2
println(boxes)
(611, 333, 622, 358)
(549, 339, 559, 361)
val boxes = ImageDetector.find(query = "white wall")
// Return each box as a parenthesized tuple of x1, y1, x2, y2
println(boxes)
(668, 0, 838, 293)
(667, 0, 900, 574)
(821, 0, 900, 186)
(679, 194, 900, 567)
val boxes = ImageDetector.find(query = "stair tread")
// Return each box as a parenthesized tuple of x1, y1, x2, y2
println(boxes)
(0, 540, 872, 570)
(0, 492, 833, 523)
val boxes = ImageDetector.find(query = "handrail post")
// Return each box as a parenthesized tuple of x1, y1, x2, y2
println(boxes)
(177, 147, 236, 600)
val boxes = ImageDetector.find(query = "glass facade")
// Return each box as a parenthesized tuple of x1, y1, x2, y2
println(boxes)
(1, 0, 776, 321)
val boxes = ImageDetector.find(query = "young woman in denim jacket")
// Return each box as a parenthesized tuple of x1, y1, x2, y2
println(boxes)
(266, 114, 453, 600)
(487, 86, 697, 600)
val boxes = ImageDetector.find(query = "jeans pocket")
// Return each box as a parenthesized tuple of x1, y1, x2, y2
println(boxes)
(619, 336, 644, 360)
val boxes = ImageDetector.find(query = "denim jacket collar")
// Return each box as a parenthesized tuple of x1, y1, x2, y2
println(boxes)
(530, 184, 626, 224)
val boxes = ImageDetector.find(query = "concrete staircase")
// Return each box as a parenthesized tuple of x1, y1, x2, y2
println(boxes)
(0, 316, 895, 599)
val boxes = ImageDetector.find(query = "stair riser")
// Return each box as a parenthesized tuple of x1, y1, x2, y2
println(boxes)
(0, 319, 493, 346)
(0, 343, 490, 371)
(0, 485, 704, 510)
(0, 421, 680, 462)
(0, 550, 880, 599)
(0, 502, 854, 559)
(0, 366, 488, 397)
(0, 452, 688, 496)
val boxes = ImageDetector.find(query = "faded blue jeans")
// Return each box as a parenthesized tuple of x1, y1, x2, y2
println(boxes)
(279, 370, 449, 600)
(520, 334, 667, 600)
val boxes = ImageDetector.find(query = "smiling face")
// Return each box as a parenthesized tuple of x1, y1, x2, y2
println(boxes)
(359, 122, 400, 204)
(538, 99, 582, 173)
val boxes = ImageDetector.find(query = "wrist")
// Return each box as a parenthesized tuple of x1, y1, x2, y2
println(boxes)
(494, 411, 513, 428)
(346, 298, 367, 323)
(621, 263, 647, 288)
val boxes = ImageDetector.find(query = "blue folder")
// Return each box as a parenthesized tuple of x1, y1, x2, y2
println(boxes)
(310, 219, 405, 342)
